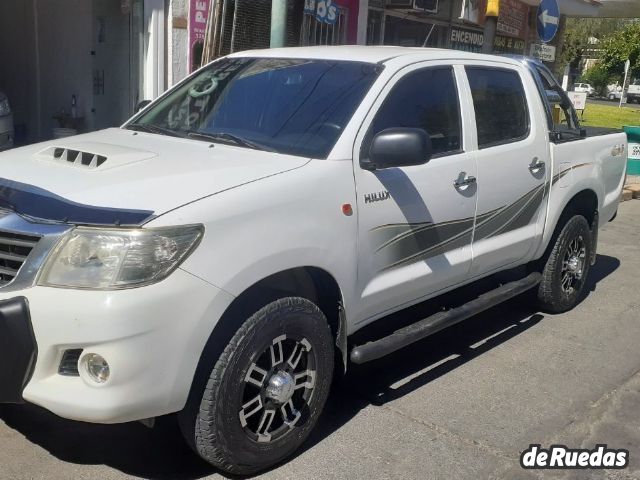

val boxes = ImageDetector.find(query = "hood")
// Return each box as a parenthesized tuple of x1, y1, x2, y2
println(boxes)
(0, 128, 310, 226)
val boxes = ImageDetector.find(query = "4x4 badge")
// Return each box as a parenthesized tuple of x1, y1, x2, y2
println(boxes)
(364, 191, 390, 204)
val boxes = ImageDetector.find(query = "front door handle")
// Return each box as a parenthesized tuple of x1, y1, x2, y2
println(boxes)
(529, 158, 545, 172)
(454, 175, 477, 188)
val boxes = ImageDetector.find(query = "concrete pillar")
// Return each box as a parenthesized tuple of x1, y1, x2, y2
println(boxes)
(270, 0, 287, 48)
(482, 17, 497, 53)
(357, 0, 369, 45)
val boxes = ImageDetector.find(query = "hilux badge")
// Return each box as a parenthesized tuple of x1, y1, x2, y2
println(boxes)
(364, 191, 390, 204)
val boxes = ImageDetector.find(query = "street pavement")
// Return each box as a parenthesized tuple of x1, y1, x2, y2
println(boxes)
(1, 201, 640, 480)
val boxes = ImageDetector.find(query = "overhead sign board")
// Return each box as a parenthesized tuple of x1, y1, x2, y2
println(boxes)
(537, 0, 560, 43)
(530, 43, 557, 62)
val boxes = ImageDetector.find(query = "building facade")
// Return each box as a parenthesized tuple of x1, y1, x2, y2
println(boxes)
(0, 0, 620, 145)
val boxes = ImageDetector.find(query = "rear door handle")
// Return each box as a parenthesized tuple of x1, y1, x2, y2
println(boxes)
(454, 175, 476, 188)
(529, 158, 545, 172)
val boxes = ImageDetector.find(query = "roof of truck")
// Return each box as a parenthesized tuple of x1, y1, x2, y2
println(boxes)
(228, 45, 520, 66)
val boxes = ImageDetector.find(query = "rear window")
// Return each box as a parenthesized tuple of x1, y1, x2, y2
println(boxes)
(465, 67, 529, 149)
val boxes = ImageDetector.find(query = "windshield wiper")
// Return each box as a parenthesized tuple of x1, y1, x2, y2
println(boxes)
(186, 131, 276, 152)
(126, 123, 185, 138)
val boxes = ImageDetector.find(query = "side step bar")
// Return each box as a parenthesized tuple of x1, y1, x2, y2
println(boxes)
(350, 272, 542, 365)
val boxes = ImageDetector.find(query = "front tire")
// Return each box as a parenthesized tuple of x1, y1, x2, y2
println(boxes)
(183, 297, 334, 476)
(537, 215, 593, 313)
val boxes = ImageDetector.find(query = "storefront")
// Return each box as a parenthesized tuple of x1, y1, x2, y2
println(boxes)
(0, 0, 165, 143)
(363, 0, 529, 54)
(366, 0, 457, 48)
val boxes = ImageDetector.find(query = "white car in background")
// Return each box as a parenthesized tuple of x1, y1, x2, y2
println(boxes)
(573, 83, 595, 96)
(0, 92, 13, 151)
(607, 84, 623, 101)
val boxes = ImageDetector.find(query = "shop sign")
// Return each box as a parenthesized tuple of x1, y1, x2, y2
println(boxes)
(493, 35, 525, 54)
(450, 27, 525, 54)
(189, 0, 211, 72)
(304, 0, 339, 24)
(450, 27, 484, 50)
(497, 0, 528, 39)
(529, 43, 556, 62)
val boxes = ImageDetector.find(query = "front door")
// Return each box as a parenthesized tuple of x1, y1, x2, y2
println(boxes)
(353, 64, 478, 324)
(462, 64, 550, 277)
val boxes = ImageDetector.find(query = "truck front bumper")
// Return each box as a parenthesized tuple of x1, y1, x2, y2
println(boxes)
(0, 297, 37, 403)
(0, 270, 234, 424)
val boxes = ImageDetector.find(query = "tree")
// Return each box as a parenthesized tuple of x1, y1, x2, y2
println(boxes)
(582, 63, 613, 96)
(599, 21, 640, 82)
(557, 18, 634, 79)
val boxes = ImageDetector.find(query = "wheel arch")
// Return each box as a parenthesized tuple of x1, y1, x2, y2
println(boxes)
(181, 266, 346, 424)
(537, 188, 599, 264)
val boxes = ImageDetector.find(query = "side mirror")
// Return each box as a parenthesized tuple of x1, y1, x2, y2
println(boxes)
(135, 100, 152, 112)
(545, 90, 562, 105)
(364, 128, 432, 171)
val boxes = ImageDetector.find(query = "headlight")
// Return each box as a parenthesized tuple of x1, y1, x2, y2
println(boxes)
(0, 98, 11, 117)
(39, 225, 203, 289)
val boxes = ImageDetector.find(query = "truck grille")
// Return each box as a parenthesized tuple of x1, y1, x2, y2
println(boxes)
(0, 231, 40, 286)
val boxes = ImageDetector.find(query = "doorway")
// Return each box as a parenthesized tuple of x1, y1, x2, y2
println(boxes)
(92, 0, 144, 130)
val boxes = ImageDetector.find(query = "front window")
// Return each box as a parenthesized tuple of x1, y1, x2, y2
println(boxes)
(362, 67, 462, 160)
(128, 57, 382, 159)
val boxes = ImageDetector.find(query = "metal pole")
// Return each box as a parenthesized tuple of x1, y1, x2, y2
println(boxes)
(270, 0, 287, 48)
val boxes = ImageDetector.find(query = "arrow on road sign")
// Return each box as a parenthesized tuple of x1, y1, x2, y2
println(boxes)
(538, 9, 559, 28)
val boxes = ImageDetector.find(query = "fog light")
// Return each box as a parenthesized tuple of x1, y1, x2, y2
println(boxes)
(84, 354, 110, 383)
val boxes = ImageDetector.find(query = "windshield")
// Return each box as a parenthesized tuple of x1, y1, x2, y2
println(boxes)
(128, 57, 382, 158)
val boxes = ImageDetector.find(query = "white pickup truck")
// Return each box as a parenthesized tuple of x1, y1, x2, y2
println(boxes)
(0, 47, 627, 474)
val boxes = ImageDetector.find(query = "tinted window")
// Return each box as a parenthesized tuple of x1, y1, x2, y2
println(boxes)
(364, 67, 462, 158)
(131, 58, 381, 158)
(466, 67, 529, 148)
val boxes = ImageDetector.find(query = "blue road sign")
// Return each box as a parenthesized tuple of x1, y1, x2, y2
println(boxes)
(537, 0, 560, 43)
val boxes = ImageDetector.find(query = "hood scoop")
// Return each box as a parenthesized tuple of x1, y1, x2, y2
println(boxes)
(50, 147, 107, 168)
(35, 141, 158, 170)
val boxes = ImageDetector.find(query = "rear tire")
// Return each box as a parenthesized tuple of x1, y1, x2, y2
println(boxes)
(181, 297, 334, 476)
(537, 215, 593, 313)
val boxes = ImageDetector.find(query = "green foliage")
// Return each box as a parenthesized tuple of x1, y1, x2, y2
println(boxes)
(559, 18, 633, 77)
(582, 64, 613, 96)
(599, 22, 640, 82)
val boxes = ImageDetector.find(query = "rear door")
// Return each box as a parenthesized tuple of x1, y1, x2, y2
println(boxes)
(352, 64, 478, 322)
(462, 64, 551, 277)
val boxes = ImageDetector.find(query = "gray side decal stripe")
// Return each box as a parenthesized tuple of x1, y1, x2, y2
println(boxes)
(373, 185, 544, 271)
